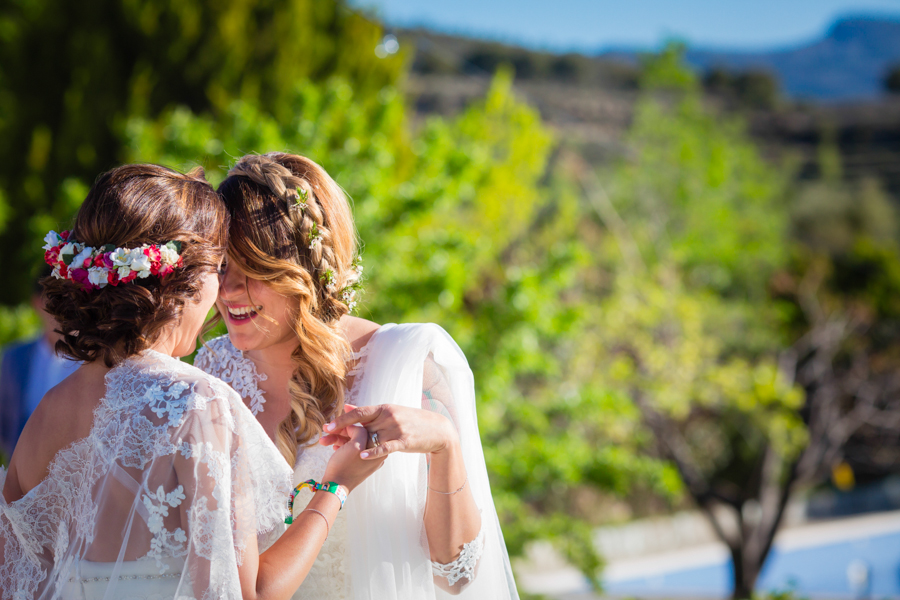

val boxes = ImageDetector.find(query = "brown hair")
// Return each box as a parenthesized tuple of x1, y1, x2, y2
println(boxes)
(217, 153, 359, 464)
(43, 164, 228, 367)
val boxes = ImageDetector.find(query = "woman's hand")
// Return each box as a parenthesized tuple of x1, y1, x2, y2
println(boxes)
(322, 404, 459, 460)
(321, 424, 386, 491)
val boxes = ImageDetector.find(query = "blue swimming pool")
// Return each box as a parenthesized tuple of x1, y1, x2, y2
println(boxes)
(604, 529, 900, 597)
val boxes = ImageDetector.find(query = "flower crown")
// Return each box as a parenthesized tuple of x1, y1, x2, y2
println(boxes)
(43, 230, 184, 291)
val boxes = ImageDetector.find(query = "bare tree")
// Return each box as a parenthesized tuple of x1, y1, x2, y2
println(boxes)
(630, 266, 900, 598)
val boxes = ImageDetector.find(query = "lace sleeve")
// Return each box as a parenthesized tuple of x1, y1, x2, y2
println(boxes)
(168, 376, 290, 597)
(0, 467, 44, 600)
(431, 525, 485, 586)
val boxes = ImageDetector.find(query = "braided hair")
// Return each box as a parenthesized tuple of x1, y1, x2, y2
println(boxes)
(217, 153, 360, 464)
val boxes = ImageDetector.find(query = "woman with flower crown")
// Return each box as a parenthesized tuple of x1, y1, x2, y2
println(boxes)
(193, 152, 519, 600)
(0, 164, 385, 600)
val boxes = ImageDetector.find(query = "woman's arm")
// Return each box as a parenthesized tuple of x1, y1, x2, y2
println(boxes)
(323, 360, 483, 592)
(239, 489, 343, 600)
(176, 418, 381, 600)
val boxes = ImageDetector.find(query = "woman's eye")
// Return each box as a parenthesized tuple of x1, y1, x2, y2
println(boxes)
(217, 261, 228, 276)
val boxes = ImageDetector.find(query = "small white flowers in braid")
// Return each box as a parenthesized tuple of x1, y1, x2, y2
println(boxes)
(339, 256, 364, 312)
(307, 222, 322, 251)
(294, 186, 308, 211)
(321, 269, 338, 293)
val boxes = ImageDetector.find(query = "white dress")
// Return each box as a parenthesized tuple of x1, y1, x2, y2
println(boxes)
(0, 350, 292, 600)
(195, 323, 519, 600)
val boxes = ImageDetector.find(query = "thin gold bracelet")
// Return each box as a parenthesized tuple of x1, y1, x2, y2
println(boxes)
(427, 474, 468, 495)
(303, 508, 331, 536)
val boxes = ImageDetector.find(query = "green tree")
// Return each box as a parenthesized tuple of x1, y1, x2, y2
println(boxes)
(0, 0, 404, 304)
(586, 45, 900, 598)
(585, 46, 804, 598)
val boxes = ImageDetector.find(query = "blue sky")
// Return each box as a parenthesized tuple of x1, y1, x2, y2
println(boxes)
(349, 0, 900, 52)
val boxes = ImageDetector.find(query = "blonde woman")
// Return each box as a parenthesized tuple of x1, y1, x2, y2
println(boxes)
(194, 152, 519, 599)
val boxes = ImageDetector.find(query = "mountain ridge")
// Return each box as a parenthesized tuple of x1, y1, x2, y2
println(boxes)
(601, 15, 900, 101)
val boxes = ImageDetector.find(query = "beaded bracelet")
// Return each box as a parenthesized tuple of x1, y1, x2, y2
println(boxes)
(285, 479, 348, 524)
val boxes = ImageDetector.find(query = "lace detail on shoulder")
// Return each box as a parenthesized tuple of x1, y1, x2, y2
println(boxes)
(195, 335, 268, 415)
(431, 524, 485, 586)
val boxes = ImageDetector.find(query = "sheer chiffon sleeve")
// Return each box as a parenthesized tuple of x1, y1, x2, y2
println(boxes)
(344, 323, 519, 600)
(420, 356, 486, 588)
(0, 351, 291, 600)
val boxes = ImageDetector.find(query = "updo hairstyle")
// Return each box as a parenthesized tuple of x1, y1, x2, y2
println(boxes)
(42, 164, 229, 367)
(217, 152, 359, 464)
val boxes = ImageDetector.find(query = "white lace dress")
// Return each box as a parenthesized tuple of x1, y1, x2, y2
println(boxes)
(195, 324, 518, 600)
(0, 350, 292, 600)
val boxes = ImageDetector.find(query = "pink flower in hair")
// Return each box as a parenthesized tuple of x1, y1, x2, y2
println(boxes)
(70, 268, 92, 290)
(119, 270, 138, 284)
(144, 246, 161, 262)
(45, 247, 60, 266)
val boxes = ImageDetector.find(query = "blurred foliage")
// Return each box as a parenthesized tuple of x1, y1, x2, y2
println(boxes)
(584, 47, 811, 597)
(0, 0, 404, 304)
(405, 33, 639, 88)
(0, 304, 40, 348)
(704, 68, 781, 110)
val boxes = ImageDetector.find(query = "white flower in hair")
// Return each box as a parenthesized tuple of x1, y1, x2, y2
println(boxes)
(72, 246, 95, 270)
(117, 266, 133, 279)
(128, 247, 146, 262)
(159, 244, 179, 265)
(111, 247, 132, 267)
(130, 252, 152, 276)
(43, 231, 60, 251)
(88, 267, 108, 288)
(307, 223, 322, 251)
(60, 242, 78, 256)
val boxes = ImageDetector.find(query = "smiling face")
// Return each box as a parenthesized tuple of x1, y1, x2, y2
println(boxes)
(217, 261, 298, 352)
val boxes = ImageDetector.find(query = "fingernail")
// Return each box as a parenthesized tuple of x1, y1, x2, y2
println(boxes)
(324, 423, 335, 432)
(361, 452, 369, 458)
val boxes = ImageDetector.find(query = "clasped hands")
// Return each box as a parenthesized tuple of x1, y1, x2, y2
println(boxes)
(321, 404, 458, 459)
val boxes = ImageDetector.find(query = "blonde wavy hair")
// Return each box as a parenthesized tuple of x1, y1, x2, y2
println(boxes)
(217, 153, 360, 465)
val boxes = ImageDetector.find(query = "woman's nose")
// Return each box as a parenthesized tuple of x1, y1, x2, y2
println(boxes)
(219, 263, 246, 298)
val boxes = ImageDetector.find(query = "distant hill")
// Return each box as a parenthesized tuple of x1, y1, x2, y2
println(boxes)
(401, 23, 900, 199)
(604, 16, 900, 101)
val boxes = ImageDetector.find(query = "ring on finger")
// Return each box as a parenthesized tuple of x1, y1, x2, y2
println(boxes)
(369, 431, 380, 447)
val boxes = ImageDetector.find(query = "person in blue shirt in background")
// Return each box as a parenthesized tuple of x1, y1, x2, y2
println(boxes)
(0, 269, 80, 462)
